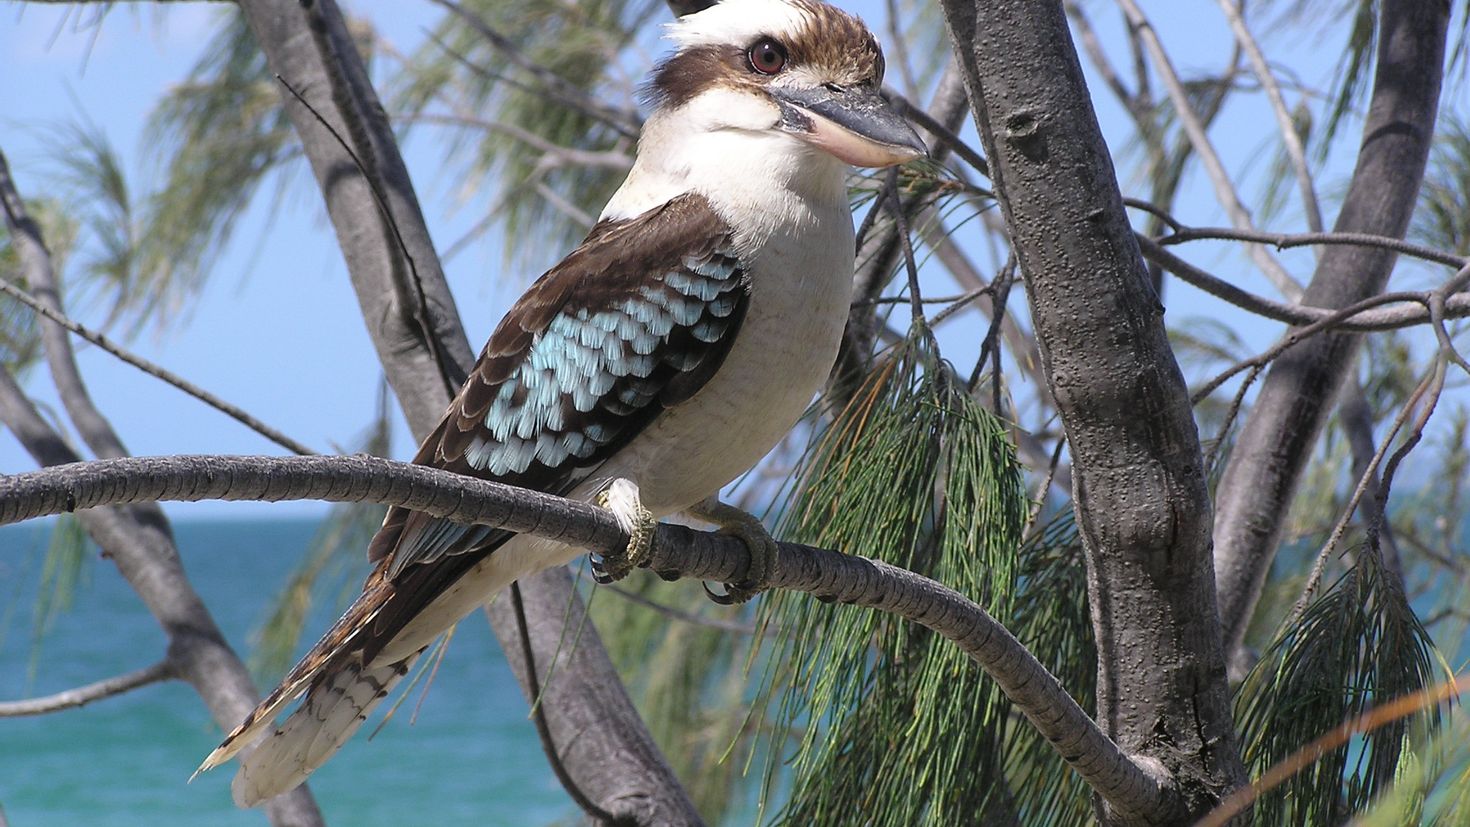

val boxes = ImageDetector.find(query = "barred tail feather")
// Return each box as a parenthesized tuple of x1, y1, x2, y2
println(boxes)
(231, 653, 419, 807)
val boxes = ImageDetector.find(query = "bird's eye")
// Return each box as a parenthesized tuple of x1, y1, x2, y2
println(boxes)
(747, 38, 787, 75)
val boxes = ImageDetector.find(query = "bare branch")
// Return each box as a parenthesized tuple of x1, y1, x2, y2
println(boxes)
(0, 277, 316, 457)
(1215, 0, 1325, 233)
(0, 451, 1178, 820)
(0, 660, 175, 718)
(1157, 225, 1464, 269)
(1140, 238, 1470, 332)
(1114, 0, 1304, 299)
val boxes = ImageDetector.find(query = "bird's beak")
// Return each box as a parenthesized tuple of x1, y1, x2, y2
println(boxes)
(773, 83, 927, 168)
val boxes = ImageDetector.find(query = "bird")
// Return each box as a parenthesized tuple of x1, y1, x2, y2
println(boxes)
(197, 0, 924, 806)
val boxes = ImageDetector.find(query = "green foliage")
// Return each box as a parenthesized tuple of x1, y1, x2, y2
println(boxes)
(137, 9, 298, 325)
(1236, 549, 1449, 825)
(755, 326, 1028, 826)
(392, 0, 648, 270)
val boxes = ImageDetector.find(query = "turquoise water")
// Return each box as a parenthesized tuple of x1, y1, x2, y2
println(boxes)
(0, 517, 573, 826)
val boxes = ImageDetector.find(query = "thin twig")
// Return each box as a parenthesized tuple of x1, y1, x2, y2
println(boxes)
(886, 168, 926, 324)
(1157, 226, 1464, 269)
(0, 279, 315, 457)
(1115, 0, 1303, 299)
(1190, 290, 1445, 403)
(1284, 357, 1445, 627)
(0, 660, 175, 717)
(1144, 240, 1470, 338)
(1215, 0, 1325, 233)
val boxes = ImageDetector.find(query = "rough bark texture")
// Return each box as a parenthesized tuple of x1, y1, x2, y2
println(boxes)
(1212, 0, 1450, 656)
(937, 1, 1246, 822)
(232, 1, 699, 822)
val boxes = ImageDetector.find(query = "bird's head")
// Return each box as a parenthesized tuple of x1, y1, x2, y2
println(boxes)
(648, 0, 927, 169)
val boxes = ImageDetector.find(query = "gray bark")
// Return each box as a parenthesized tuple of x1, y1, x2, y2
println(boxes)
(0, 370, 327, 827)
(0, 150, 327, 827)
(1212, 0, 1450, 657)
(938, 0, 1246, 822)
(231, 1, 699, 822)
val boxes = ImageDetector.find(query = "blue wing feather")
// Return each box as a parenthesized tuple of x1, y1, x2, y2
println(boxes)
(369, 193, 747, 581)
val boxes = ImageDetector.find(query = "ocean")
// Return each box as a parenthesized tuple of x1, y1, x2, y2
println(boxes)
(0, 516, 573, 827)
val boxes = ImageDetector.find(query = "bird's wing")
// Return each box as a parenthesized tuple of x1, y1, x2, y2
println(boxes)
(198, 193, 748, 775)
(371, 190, 749, 581)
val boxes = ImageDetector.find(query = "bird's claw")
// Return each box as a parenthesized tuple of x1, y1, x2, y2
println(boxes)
(591, 479, 655, 584)
(690, 497, 777, 605)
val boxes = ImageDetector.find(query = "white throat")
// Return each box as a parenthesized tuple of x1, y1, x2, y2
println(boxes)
(601, 89, 851, 247)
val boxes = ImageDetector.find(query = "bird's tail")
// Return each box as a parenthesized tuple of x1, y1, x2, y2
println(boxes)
(229, 652, 419, 807)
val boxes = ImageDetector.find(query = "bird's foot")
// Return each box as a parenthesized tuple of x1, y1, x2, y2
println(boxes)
(687, 496, 777, 605)
(591, 479, 656, 584)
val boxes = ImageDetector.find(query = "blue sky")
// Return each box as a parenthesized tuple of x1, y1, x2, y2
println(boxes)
(0, 1, 1396, 519)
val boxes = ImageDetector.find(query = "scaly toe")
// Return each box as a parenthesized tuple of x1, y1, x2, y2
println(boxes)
(706, 519, 779, 605)
(592, 479, 655, 583)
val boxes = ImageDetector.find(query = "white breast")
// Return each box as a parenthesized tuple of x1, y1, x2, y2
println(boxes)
(592, 97, 856, 514)
(594, 200, 854, 515)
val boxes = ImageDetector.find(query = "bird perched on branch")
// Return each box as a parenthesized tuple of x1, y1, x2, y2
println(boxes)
(198, 0, 924, 806)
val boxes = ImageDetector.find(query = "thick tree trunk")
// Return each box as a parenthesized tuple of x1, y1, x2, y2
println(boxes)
(1212, 0, 1450, 658)
(938, 1, 1246, 822)
(232, 1, 700, 822)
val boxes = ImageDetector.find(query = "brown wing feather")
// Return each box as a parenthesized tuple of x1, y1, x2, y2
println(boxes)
(202, 192, 747, 771)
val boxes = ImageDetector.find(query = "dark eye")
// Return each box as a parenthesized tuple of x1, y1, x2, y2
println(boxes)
(747, 38, 787, 75)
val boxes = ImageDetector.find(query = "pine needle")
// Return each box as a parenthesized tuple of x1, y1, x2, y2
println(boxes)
(754, 324, 1028, 826)
(1236, 547, 1450, 824)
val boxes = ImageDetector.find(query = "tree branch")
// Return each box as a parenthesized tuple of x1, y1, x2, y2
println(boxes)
(1212, 0, 1452, 658)
(0, 660, 176, 718)
(0, 276, 315, 457)
(1139, 238, 1470, 332)
(0, 452, 1175, 820)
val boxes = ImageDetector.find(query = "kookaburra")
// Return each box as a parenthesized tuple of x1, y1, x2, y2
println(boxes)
(199, 0, 923, 806)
